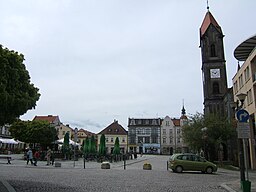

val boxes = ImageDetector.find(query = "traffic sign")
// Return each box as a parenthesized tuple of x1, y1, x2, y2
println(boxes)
(237, 122, 250, 139)
(236, 109, 250, 122)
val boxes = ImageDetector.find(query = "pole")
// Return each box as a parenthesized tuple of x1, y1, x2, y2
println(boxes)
(243, 139, 249, 181)
(124, 154, 126, 170)
(239, 138, 246, 182)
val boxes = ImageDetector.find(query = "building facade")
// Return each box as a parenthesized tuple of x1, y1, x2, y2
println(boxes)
(128, 118, 161, 154)
(97, 120, 128, 154)
(232, 34, 256, 169)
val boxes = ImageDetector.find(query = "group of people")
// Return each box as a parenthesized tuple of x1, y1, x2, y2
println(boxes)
(26, 147, 52, 166)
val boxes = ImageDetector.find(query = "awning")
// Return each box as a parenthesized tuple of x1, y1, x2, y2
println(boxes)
(56, 138, 80, 146)
(0, 138, 19, 144)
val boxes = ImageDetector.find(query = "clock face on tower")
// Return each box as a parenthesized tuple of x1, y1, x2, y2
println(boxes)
(210, 68, 220, 78)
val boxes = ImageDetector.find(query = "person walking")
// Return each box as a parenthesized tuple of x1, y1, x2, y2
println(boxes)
(46, 147, 52, 165)
(34, 150, 40, 166)
(26, 148, 33, 165)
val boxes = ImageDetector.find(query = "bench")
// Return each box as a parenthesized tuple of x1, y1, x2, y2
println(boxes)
(0, 155, 12, 164)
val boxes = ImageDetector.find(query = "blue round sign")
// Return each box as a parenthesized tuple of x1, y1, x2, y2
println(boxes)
(236, 109, 250, 122)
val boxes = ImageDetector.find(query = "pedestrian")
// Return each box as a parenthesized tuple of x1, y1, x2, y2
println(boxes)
(26, 148, 33, 165)
(7, 149, 11, 164)
(34, 150, 40, 166)
(46, 147, 52, 165)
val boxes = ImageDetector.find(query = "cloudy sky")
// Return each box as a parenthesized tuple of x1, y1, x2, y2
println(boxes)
(1, 1, 255, 133)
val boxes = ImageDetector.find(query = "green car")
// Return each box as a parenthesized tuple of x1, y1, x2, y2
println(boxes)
(169, 153, 217, 174)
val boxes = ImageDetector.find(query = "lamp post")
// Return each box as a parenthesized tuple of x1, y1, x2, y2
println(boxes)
(234, 93, 250, 191)
(74, 127, 78, 167)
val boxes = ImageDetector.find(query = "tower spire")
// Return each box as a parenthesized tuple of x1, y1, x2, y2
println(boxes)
(207, 0, 210, 11)
(181, 99, 186, 116)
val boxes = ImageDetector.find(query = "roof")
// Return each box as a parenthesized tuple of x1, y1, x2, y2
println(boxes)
(234, 34, 256, 61)
(33, 115, 60, 124)
(98, 120, 127, 135)
(200, 11, 222, 37)
(78, 129, 95, 137)
(171, 118, 180, 126)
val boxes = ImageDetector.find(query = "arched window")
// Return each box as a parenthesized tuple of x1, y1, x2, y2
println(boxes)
(210, 44, 216, 57)
(213, 82, 220, 94)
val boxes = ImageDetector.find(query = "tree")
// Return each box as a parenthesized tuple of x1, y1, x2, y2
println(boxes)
(0, 45, 40, 126)
(10, 120, 56, 148)
(98, 134, 106, 156)
(90, 135, 96, 154)
(113, 137, 120, 155)
(182, 112, 236, 161)
(63, 132, 70, 160)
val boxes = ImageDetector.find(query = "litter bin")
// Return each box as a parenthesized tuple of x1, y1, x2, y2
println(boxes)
(241, 180, 251, 192)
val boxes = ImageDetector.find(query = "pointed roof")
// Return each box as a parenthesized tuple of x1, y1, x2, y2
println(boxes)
(98, 120, 127, 135)
(200, 11, 222, 37)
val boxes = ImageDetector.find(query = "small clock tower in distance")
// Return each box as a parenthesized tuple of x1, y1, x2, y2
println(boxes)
(199, 9, 228, 115)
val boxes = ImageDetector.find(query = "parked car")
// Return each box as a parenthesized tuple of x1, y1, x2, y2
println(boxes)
(169, 153, 217, 174)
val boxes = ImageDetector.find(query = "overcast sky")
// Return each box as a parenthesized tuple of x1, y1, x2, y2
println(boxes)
(1, 1, 255, 133)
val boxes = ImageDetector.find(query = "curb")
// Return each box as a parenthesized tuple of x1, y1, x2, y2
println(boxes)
(221, 183, 237, 192)
(1, 180, 16, 192)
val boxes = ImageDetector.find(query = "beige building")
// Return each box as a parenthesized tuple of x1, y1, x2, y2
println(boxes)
(76, 129, 95, 146)
(98, 120, 128, 154)
(56, 124, 73, 140)
(232, 34, 256, 169)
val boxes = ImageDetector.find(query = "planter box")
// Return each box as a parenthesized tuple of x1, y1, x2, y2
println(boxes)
(55, 162, 61, 167)
(101, 162, 110, 169)
(143, 164, 152, 170)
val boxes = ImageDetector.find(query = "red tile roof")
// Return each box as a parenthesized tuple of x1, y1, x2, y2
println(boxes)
(171, 118, 180, 126)
(98, 120, 127, 135)
(33, 115, 59, 124)
(200, 11, 222, 37)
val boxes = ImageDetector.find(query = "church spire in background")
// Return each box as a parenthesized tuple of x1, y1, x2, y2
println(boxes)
(207, 0, 210, 11)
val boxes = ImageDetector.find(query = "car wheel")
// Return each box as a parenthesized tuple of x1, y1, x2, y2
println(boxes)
(206, 167, 213, 174)
(175, 166, 183, 173)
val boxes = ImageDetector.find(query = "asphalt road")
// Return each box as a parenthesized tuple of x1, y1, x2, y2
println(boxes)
(0, 154, 245, 192)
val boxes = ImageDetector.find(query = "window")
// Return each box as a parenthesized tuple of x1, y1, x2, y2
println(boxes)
(122, 137, 125, 143)
(239, 74, 244, 88)
(106, 138, 109, 142)
(247, 89, 253, 104)
(169, 137, 173, 144)
(145, 128, 150, 134)
(244, 66, 250, 82)
(210, 44, 216, 57)
(62, 131, 65, 135)
(213, 82, 220, 94)
(166, 121, 170, 126)
(163, 129, 166, 135)
(163, 137, 166, 144)
(144, 137, 150, 143)
(152, 137, 158, 143)
(111, 138, 114, 142)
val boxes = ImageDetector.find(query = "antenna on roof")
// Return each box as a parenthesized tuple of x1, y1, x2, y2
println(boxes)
(207, 0, 210, 11)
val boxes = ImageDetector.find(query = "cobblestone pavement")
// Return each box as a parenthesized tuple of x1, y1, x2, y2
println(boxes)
(0, 154, 255, 192)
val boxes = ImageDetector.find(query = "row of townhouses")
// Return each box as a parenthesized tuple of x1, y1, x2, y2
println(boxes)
(1, 107, 189, 155)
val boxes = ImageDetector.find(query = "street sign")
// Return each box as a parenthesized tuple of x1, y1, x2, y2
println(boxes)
(236, 109, 250, 122)
(237, 122, 250, 139)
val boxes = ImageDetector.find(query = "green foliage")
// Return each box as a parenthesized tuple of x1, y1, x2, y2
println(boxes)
(98, 134, 106, 156)
(113, 137, 120, 155)
(0, 45, 40, 126)
(10, 120, 56, 146)
(182, 112, 235, 152)
(90, 135, 96, 154)
(62, 132, 70, 159)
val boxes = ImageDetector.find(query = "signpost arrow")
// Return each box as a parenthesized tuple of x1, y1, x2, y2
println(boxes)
(236, 109, 250, 122)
